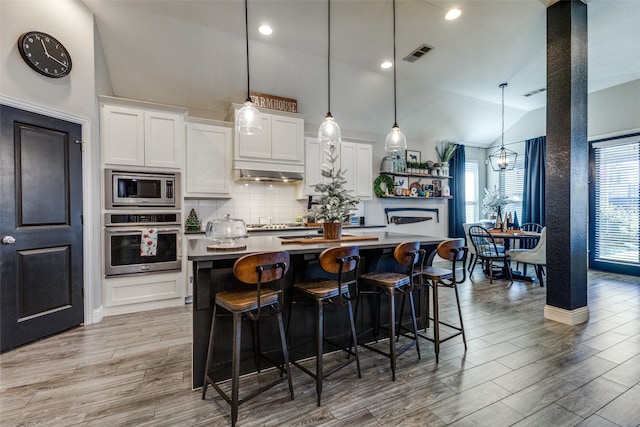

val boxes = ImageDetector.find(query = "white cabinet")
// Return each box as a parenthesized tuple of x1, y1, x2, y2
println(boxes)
(302, 137, 323, 197)
(101, 98, 185, 169)
(341, 142, 373, 199)
(232, 105, 304, 171)
(185, 121, 232, 198)
(102, 271, 185, 316)
(300, 138, 373, 199)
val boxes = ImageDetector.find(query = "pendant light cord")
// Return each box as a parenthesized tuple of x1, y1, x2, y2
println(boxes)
(327, 0, 331, 116)
(392, 0, 398, 127)
(245, 0, 251, 102)
(500, 82, 507, 149)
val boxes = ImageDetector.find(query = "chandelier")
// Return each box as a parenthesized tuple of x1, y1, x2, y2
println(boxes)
(488, 83, 517, 171)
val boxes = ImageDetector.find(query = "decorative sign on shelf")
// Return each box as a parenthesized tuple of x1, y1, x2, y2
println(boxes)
(250, 92, 298, 113)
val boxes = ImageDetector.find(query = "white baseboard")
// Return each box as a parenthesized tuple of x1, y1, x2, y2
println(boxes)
(92, 306, 104, 324)
(544, 304, 589, 325)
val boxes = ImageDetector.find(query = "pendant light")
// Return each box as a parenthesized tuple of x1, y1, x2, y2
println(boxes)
(488, 83, 517, 171)
(317, 0, 341, 147)
(384, 0, 407, 154)
(236, 0, 263, 135)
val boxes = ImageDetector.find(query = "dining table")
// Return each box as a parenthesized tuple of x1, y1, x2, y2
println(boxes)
(488, 229, 541, 281)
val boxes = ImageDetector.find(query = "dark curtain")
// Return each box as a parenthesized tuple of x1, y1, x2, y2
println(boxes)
(522, 136, 546, 226)
(448, 144, 466, 238)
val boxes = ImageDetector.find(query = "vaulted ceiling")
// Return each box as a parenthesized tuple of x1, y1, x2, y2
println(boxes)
(82, 0, 640, 146)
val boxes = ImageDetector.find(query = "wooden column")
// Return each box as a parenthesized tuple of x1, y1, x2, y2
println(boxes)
(544, 0, 589, 324)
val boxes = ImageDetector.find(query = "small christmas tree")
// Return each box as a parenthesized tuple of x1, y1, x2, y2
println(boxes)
(185, 208, 201, 231)
(307, 143, 359, 223)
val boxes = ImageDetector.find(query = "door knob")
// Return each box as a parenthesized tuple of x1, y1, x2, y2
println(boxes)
(2, 236, 16, 245)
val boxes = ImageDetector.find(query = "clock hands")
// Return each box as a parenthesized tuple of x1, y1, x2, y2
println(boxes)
(48, 55, 68, 68)
(40, 39, 49, 56)
(40, 38, 67, 68)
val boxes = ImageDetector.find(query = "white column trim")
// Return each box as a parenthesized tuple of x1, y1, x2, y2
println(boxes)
(0, 95, 96, 325)
(544, 304, 590, 325)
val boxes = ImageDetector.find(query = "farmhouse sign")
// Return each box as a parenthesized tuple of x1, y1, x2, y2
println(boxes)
(250, 93, 298, 113)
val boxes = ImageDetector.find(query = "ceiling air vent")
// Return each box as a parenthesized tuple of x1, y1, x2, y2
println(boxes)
(523, 87, 546, 97)
(403, 44, 433, 63)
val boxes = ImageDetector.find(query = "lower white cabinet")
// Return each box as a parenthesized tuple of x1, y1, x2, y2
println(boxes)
(185, 121, 232, 198)
(103, 271, 185, 316)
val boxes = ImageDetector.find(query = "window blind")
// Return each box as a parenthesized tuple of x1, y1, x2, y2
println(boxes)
(594, 141, 640, 265)
(503, 155, 525, 223)
(465, 161, 479, 223)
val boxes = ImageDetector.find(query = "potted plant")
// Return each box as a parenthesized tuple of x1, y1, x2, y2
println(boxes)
(307, 143, 360, 239)
(482, 186, 509, 218)
(436, 141, 457, 176)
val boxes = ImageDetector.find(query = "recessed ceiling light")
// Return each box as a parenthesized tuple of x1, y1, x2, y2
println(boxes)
(445, 8, 462, 20)
(380, 61, 393, 69)
(258, 25, 272, 35)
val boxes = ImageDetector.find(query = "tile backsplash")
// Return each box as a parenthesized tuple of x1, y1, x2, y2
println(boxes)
(184, 182, 308, 227)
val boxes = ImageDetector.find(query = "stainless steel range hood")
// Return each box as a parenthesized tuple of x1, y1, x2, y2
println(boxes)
(235, 169, 303, 183)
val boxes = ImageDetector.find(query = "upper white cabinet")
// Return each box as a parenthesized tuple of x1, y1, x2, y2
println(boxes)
(302, 137, 323, 197)
(300, 138, 373, 200)
(340, 141, 373, 199)
(101, 97, 185, 169)
(185, 121, 232, 198)
(231, 105, 304, 171)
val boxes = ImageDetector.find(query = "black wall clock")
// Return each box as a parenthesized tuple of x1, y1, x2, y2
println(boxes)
(17, 31, 72, 78)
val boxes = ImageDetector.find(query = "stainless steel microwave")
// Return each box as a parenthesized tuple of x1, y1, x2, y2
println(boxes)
(106, 169, 179, 208)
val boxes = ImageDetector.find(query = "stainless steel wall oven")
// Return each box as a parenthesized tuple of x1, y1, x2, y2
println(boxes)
(104, 212, 182, 276)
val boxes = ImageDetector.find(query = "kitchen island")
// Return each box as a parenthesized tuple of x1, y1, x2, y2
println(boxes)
(189, 231, 445, 388)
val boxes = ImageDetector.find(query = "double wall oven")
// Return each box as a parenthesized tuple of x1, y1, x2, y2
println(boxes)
(104, 170, 182, 277)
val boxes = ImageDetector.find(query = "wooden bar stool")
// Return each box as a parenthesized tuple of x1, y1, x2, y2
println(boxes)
(201, 251, 294, 427)
(288, 246, 361, 406)
(419, 239, 468, 362)
(358, 241, 422, 381)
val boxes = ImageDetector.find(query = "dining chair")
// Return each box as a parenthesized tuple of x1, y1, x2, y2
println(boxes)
(506, 227, 546, 286)
(516, 222, 543, 274)
(287, 246, 362, 406)
(202, 251, 294, 427)
(462, 223, 477, 272)
(468, 226, 513, 284)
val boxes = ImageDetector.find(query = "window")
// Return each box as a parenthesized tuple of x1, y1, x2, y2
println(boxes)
(465, 160, 479, 222)
(591, 137, 639, 275)
(502, 155, 525, 224)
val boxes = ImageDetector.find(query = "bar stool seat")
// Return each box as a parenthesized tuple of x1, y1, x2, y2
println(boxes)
(358, 241, 422, 381)
(288, 246, 361, 406)
(419, 239, 468, 362)
(202, 251, 294, 427)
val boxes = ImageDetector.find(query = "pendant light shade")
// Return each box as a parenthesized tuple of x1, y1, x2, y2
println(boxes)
(489, 83, 517, 171)
(384, 0, 407, 154)
(385, 123, 406, 153)
(318, 112, 341, 147)
(318, 0, 341, 147)
(237, 0, 263, 135)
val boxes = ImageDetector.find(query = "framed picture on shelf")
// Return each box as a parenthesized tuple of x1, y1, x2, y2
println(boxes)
(406, 150, 421, 164)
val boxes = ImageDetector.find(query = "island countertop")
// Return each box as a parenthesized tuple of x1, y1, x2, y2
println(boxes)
(187, 230, 445, 261)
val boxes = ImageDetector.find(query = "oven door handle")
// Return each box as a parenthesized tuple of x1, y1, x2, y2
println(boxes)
(105, 226, 182, 234)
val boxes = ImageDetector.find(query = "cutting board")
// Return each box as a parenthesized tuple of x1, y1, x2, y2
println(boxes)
(280, 235, 379, 244)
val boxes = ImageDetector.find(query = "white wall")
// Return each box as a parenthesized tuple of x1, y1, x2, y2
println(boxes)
(1, 0, 103, 319)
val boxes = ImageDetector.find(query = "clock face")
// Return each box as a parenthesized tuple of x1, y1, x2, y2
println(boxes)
(18, 31, 72, 78)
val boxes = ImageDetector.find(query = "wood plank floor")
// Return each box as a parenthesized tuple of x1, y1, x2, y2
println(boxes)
(2, 269, 639, 426)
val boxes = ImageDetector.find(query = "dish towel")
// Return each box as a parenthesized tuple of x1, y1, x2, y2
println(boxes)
(140, 228, 158, 257)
